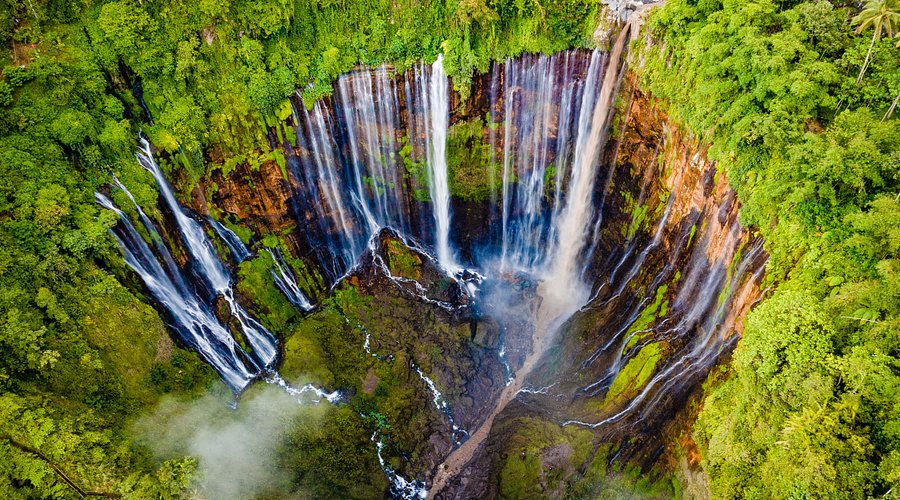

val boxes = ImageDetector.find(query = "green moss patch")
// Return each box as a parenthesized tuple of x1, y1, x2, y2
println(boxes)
(623, 285, 669, 354)
(498, 417, 594, 498)
(605, 341, 664, 405)
(236, 253, 300, 334)
(384, 239, 423, 280)
(447, 117, 493, 201)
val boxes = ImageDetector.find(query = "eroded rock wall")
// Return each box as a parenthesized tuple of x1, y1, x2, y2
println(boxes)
(179, 61, 763, 497)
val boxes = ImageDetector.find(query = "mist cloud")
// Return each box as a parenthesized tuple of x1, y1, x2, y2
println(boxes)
(132, 383, 327, 498)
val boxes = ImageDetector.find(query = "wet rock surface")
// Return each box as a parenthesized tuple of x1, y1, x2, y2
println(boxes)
(338, 229, 510, 475)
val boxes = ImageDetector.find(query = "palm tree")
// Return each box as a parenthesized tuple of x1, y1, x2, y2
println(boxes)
(853, 0, 900, 84)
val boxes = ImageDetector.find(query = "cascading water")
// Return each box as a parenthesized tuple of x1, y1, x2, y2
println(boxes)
(335, 64, 406, 235)
(97, 141, 337, 397)
(428, 31, 634, 496)
(102, 20, 766, 496)
(208, 216, 251, 263)
(289, 99, 361, 278)
(496, 51, 601, 275)
(287, 57, 460, 282)
(95, 190, 256, 391)
(136, 138, 279, 369)
(286, 47, 617, 298)
(267, 247, 314, 311)
(540, 34, 624, 314)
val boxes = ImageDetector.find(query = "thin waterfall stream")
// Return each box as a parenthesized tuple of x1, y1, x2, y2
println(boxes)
(97, 140, 334, 403)
(423, 55, 458, 273)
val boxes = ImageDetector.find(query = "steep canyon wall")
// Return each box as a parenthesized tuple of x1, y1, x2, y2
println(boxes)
(107, 50, 766, 497)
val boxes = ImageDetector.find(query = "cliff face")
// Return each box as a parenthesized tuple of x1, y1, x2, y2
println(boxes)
(178, 57, 764, 496)
(424, 73, 766, 497)
(205, 160, 295, 235)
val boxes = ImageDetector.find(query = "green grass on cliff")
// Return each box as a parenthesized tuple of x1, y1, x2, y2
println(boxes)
(384, 238, 424, 280)
(447, 116, 494, 201)
(623, 284, 669, 355)
(236, 252, 301, 334)
(605, 341, 663, 406)
(497, 416, 680, 498)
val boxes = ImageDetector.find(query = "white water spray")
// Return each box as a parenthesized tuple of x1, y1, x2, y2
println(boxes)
(266, 248, 314, 311)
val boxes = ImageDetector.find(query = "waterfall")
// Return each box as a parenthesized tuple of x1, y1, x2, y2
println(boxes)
(542, 31, 628, 312)
(288, 51, 613, 283)
(414, 364, 468, 446)
(267, 248, 314, 311)
(136, 138, 279, 369)
(95, 191, 256, 391)
(372, 433, 428, 499)
(98, 32, 765, 495)
(429, 34, 632, 496)
(137, 139, 230, 294)
(335, 65, 403, 234)
(208, 216, 251, 263)
(287, 56, 463, 282)
(422, 55, 457, 273)
(487, 43, 621, 318)
(98, 147, 349, 401)
(291, 99, 361, 277)
(291, 65, 424, 281)
(496, 51, 601, 274)
(566, 232, 767, 430)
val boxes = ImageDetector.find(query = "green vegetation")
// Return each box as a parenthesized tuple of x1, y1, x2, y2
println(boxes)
(447, 116, 494, 201)
(280, 404, 388, 497)
(640, 0, 900, 496)
(620, 190, 652, 240)
(605, 341, 664, 406)
(3, 0, 898, 495)
(0, 0, 603, 493)
(0, 85, 215, 493)
(568, 454, 680, 500)
(853, 0, 899, 83)
(497, 417, 680, 498)
(384, 238, 424, 280)
(236, 251, 302, 334)
(623, 284, 669, 354)
(1, 0, 604, 182)
(498, 417, 594, 497)
(278, 273, 488, 491)
(397, 138, 432, 202)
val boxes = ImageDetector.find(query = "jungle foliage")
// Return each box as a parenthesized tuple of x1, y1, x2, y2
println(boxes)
(639, 0, 900, 497)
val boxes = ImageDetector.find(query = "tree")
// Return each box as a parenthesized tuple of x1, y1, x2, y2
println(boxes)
(886, 92, 899, 120)
(96, 1, 152, 56)
(853, 0, 900, 84)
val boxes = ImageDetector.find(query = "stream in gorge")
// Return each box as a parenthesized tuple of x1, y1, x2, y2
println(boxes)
(97, 20, 766, 498)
